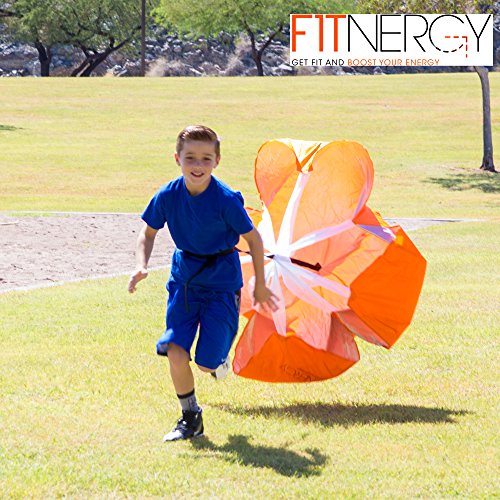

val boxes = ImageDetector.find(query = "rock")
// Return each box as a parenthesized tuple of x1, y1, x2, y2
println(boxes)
(23, 60, 39, 76)
(223, 55, 245, 76)
(276, 63, 294, 75)
(200, 61, 220, 76)
(331, 66, 345, 76)
(189, 67, 202, 77)
(264, 53, 280, 65)
(183, 51, 199, 65)
(342, 66, 355, 74)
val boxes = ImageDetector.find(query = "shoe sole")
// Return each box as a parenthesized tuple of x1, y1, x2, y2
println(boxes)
(163, 432, 204, 442)
(163, 425, 204, 442)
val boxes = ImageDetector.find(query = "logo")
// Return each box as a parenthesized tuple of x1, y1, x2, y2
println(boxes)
(290, 14, 493, 67)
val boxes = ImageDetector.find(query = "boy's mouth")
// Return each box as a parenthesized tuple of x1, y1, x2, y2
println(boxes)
(191, 172, 204, 179)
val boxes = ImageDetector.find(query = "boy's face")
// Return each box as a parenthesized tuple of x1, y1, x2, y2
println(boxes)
(175, 140, 220, 194)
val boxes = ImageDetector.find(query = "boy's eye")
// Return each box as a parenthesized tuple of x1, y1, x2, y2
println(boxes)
(183, 156, 213, 164)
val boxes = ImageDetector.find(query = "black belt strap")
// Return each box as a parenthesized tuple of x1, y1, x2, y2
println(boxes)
(182, 247, 235, 311)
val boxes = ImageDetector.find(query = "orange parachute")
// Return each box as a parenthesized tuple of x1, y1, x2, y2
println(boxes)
(233, 139, 426, 383)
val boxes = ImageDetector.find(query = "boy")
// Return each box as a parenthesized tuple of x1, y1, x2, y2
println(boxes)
(128, 125, 277, 442)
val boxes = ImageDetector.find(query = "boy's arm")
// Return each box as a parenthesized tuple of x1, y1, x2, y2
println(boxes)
(128, 223, 158, 293)
(241, 227, 278, 312)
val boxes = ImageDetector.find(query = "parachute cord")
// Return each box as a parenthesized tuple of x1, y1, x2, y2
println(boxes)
(235, 248, 321, 272)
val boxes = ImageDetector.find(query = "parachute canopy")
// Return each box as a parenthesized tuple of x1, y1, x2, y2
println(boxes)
(234, 139, 426, 383)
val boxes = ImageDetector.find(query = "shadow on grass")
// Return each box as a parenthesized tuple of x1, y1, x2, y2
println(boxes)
(190, 434, 327, 477)
(214, 402, 469, 427)
(0, 124, 21, 131)
(424, 171, 500, 193)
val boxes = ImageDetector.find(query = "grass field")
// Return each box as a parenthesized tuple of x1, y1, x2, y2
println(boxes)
(1, 74, 499, 498)
(0, 74, 499, 215)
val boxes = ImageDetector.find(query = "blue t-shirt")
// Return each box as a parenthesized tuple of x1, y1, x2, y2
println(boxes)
(141, 175, 254, 291)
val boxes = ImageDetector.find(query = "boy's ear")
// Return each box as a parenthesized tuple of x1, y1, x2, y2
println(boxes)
(214, 154, 221, 168)
(174, 152, 180, 166)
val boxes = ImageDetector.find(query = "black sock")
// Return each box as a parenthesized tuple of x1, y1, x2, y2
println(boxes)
(177, 389, 201, 413)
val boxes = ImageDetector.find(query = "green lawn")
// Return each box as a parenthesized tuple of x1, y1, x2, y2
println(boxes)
(0, 74, 499, 215)
(0, 75, 499, 498)
(1, 221, 499, 498)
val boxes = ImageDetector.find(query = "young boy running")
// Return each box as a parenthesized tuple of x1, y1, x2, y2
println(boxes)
(128, 125, 277, 441)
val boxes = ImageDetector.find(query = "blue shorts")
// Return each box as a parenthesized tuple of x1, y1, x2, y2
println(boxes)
(156, 282, 241, 370)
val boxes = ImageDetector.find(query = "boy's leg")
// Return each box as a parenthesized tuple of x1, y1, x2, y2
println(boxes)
(163, 343, 204, 442)
(167, 343, 195, 395)
(158, 283, 204, 441)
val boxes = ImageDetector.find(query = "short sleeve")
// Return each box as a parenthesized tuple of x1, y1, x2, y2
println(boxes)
(141, 188, 167, 230)
(223, 191, 254, 235)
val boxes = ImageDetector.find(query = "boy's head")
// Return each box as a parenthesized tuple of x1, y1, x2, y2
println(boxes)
(176, 125, 220, 157)
(174, 125, 221, 194)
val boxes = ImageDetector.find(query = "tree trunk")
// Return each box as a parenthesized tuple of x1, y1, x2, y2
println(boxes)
(34, 41, 51, 77)
(247, 30, 264, 76)
(253, 52, 264, 77)
(246, 25, 283, 77)
(71, 36, 135, 77)
(79, 51, 112, 76)
(140, 0, 146, 76)
(474, 66, 497, 172)
(71, 57, 89, 77)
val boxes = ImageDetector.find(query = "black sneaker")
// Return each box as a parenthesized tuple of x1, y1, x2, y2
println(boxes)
(163, 410, 204, 442)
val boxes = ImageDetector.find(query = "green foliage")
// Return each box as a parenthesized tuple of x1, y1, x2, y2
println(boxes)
(155, 0, 355, 37)
(6, 0, 155, 51)
(4, 0, 64, 45)
(58, 0, 142, 51)
(357, 0, 493, 14)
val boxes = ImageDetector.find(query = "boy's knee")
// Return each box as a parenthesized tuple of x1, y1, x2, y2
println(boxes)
(168, 343, 190, 365)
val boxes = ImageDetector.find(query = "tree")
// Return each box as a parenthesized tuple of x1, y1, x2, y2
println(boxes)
(155, 0, 355, 76)
(3, 0, 157, 77)
(358, 0, 496, 172)
(59, 0, 143, 77)
(3, 0, 66, 76)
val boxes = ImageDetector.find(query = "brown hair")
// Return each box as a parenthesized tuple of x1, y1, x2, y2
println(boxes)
(176, 125, 220, 156)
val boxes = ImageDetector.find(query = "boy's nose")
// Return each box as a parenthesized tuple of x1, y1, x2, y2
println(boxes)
(192, 160, 208, 167)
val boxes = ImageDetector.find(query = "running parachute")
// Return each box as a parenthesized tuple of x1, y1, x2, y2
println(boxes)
(234, 139, 426, 383)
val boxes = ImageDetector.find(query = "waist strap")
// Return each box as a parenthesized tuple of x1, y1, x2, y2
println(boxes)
(182, 247, 235, 260)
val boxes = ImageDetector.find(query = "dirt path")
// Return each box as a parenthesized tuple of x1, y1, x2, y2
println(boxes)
(0, 212, 469, 293)
(0, 212, 173, 292)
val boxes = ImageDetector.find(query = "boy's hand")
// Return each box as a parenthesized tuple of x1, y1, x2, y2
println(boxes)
(253, 282, 279, 312)
(128, 268, 148, 293)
